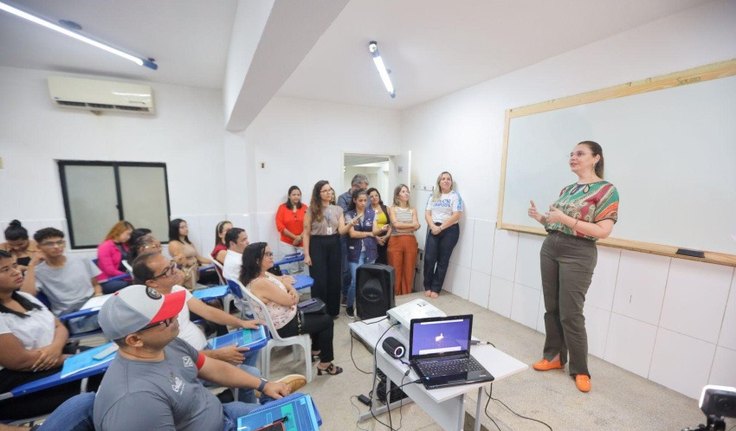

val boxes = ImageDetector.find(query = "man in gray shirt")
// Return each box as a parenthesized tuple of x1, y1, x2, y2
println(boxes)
(21, 227, 102, 316)
(93, 284, 302, 431)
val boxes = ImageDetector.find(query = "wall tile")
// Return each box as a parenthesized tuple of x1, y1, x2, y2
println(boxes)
(445, 263, 470, 299)
(586, 247, 621, 311)
(660, 259, 732, 343)
(471, 219, 495, 274)
(449, 218, 474, 267)
(612, 251, 670, 325)
(491, 229, 518, 282)
(718, 272, 736, 350)
(649, 328, 716, 399)
(604, 313, 657, 378)
(709, 346, 736, 387)
(584, 305, 611, 359)
(468, 270, 491, 307)
(514, 234, 544, 290)
(510, 282, 541, 329)
(488, 276, 513, 317)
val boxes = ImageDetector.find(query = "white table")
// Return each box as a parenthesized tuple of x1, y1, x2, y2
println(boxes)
(349, 317, 528, 431)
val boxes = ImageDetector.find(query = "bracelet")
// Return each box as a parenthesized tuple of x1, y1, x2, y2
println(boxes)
(257, 377, 268, 393)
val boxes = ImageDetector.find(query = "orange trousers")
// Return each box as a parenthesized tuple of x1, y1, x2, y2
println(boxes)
(387, 235, 418, 295)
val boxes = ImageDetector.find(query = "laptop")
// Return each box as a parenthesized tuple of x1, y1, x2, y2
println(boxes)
(409, 314, 494, 390)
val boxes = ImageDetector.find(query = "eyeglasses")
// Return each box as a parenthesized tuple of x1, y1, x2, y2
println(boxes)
(138, 317, 174, 332)
(141, 241, 162, 251)
(40, 240, 65, 248)
(151, 261, 177, 280)
(569, 151, 592, 158)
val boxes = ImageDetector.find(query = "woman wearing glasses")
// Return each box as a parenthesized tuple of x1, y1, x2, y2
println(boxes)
(0, 250, 101, 420)
(527, 141, 619, 393)
(241, 243, 342, 376)
(302, 180, 351, 317)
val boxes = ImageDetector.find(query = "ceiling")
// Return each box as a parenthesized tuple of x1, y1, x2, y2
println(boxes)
(0, 0, 714, 111)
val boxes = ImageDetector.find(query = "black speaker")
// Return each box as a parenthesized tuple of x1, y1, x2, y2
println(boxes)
(356, 263, 395, 320)
(382, 336, 405, 359)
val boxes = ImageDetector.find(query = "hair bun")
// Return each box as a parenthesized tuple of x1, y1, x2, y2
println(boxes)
(9, 219, 22, 227)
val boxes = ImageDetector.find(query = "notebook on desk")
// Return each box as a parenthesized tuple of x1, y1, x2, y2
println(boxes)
(409, 314, 494, 390)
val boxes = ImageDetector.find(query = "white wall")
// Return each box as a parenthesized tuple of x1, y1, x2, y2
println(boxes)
(400, 0, 736, 399)
(0, 66, 229, 257)
(236, 97, 401, 245)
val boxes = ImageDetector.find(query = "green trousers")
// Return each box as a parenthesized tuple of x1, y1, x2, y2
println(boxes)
(540, 231, 597, 377)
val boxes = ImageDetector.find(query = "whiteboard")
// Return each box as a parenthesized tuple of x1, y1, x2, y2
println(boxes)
(498, 60, 736, 265)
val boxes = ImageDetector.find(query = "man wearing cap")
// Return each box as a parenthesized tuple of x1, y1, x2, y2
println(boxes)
(132, 252, 289, 404)
(94, 285, 297, 430)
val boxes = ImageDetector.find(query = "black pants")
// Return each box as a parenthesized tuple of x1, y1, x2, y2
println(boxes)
(278, 313, 335, 362)
(310, 235, 342, 316)
(423, 223, 460, 293)
(0, 367, 102, 421)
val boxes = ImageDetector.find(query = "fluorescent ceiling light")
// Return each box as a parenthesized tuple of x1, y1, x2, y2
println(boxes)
(0, 1, 157, 70)
(368, 41, 395, 98)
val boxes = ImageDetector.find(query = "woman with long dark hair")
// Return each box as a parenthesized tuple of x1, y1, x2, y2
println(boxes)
(0, 250, 101, 420)
(168, 218, 218, 286)
(210, 220, 232, 264)
(528, 140, 619, 393)
(367, 187, 391, 265)
(275, 186, 308, 272)
(240, 242, 342, 375)
(0, 220, 39, 272)
(345, 189, 377, 318)
(302, 181, 351, 317)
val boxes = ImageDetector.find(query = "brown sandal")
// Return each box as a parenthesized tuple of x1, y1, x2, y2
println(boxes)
(317, 363, 343, 376)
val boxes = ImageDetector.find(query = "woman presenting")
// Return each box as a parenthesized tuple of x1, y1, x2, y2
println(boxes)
(528, 140, 619, 393)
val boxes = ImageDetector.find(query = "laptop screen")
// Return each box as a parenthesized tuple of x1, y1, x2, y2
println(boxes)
(409, 315, 473, 359)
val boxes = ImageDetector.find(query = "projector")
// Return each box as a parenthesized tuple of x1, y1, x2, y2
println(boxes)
(386, 299, 445, 332)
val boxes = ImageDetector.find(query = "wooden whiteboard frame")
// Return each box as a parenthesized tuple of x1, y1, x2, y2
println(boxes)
(497, 59, 736, 267)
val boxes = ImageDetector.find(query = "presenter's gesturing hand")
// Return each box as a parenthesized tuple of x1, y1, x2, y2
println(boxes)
(546, 206, 567, 225)
(528, 200, 546, 225)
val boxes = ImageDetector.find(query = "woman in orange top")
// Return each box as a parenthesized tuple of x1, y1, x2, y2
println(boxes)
(275, 186, 308, 268)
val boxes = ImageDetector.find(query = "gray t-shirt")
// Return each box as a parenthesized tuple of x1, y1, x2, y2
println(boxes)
(93, 338, 223, 431)
(34, 256, 100, 315)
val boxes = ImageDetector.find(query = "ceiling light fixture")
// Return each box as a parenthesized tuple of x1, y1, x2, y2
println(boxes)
(368, 41, 395, 98)
(0, 1, 157, 70)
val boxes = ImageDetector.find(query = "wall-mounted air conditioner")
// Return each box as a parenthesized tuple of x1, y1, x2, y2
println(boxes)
(47, 76, 155, 114)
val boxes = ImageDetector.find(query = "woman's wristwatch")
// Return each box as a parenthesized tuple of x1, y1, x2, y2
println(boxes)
(257, 377, 268, 393)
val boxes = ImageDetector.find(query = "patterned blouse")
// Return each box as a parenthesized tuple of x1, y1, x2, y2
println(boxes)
(546, 181, 619, 241)
(255, 273, 296, 330)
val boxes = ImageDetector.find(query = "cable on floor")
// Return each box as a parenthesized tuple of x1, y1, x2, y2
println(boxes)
(486, 384, 553, 431)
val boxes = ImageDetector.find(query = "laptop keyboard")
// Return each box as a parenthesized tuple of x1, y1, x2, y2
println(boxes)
(418, 357, 484, 377)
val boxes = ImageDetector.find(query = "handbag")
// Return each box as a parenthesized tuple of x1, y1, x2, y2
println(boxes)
(297, 297, 327, 315)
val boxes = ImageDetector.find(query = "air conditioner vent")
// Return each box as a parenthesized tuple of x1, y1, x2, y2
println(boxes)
(48, 76, 154, 114)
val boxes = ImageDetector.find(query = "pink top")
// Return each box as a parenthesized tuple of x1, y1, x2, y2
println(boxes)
(259, 273, 296, 330)
(96, 239, 129, 280)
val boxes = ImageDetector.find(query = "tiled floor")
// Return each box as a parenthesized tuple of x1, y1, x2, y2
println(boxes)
(268, 291, 728, 431)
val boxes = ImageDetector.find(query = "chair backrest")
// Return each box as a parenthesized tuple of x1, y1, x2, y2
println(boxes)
(233, 279, 288, 343)
(226, 278, 243, 299)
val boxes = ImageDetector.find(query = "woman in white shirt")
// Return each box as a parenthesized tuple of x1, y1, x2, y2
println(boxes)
(423, 171, 464, 298)
(0, 249, 97, 420)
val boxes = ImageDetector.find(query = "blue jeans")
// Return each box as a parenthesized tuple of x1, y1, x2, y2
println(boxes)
(37, 392, 95, 431)
(222, 401, 260, 431)
(348, 251, 375, 308)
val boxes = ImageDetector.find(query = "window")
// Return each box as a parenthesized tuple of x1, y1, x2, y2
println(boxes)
(58, 161, 171, 249)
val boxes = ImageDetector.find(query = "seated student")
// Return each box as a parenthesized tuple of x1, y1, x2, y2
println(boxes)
(93, 284, 304, 431)
(0, 220, 40, 273)
(167, 218, 219, 286)
(96, 220, 134, 294)
(0, 250, 101, 421)
(126, 228, 152, 262)
(21, 228, 102, 317)
(132, 252, 298, 405)
(211, 220, 233, 264)
(222, 227, 249, 281)
(241, 243, 342, 376)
